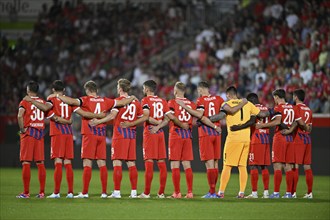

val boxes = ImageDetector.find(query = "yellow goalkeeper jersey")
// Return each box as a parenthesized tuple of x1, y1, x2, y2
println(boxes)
(222, 99, 260, 142)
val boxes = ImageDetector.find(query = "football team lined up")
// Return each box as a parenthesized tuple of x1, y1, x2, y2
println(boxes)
(16, 79, 313, 199)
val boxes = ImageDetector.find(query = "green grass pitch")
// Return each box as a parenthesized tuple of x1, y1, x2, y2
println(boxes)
(0, 168, 329, 219)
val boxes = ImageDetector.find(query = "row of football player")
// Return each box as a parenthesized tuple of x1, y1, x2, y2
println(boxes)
(16, 79, 312, 199)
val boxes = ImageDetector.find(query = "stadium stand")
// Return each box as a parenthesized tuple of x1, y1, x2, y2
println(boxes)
(1, 0, 329, 120)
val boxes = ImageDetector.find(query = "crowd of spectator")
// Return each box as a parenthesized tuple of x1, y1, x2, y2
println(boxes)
(1, 0, 187, 118)
(1, 0, 329, 122)
(130, 0, 330, 113)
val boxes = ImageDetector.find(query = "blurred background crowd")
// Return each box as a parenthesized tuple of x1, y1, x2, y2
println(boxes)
(1, 0, 329, 121)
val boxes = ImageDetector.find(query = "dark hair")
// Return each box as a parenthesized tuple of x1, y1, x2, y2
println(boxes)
(27, 81, 39, 93)
(246, 93, 259, 104)
(175, 81, 186, 92)
(143, 80, 157, 92)
(272, 89, 286, 99)
(52, 80, 65, 92)
(84, 80, 98, 93)
(197, 81, 209, 89)
(293, 89, 305, 101)
(226, 86, 237, 95)
(118, 78, 131, 92)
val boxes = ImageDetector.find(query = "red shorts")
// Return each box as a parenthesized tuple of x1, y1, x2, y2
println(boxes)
(50, 135, 74, 160)
(248, 143, 271, 166)
(20, 134, 44, 162)
(111, 138, 136, 161)
(294, 133, 312, 165)
(272, 134, 294, 163)
(198, 135, 221, 161)
(168, 138, 193, 161)
(81, 135, 106, 160)
(143, 132, 166, 160)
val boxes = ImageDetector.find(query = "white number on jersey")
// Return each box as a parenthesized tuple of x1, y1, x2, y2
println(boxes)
(31, 105, 44, 121)
(283, 108, 295, 125)
(178, 105, 191, 121)
(94, 103, 101, 114)
(304, 111, 310, 123)
(59, 102, 69, 118)
(208, 102, 215, 116)
(121, 104, 136, 121)
(152, 102, 164, 119)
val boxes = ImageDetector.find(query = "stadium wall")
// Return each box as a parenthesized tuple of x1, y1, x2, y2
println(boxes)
(1, 116, 329, 175)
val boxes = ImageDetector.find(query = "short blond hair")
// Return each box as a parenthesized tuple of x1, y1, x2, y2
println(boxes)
(84, 80, 98, 92)
(118, 78, 131, 92)
(175, 81, 186, 92)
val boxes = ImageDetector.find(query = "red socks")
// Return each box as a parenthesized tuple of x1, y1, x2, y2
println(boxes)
(157, 162, 167, 195)
(82, 166, 92, 194)
(54, 163, 62, 194)
(37, 164, 46, 194)
(171, 168, 180, 194)
(113, 166, 122, 191)
(305, 169, 313, 194)
(214, 168, 219, 187)
(261, 169, 269, 190)
(22, 164, 31, 194)
(99, 166, 108, 194)
(274, 170, 282, 193)
(129, 166, 138, 190)
(250, 169, 259, 192)
(144, 161, 154, 195)
(65, 164, 74, 194)
(185, 168, 193, 193)
(207, 169, 217, 194)
(292, 168, 299, 194)
(285, 170, 294, 193)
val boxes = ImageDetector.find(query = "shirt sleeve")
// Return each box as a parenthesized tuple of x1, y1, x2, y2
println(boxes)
(168, 100, 175, 113)
(271, 105, 282, 120)
(141, 98, 150, 110)
(196, 98, 204, 111)
(163, 100, 171, 115)
(19, 100, 26, 109)
(136, 101, 143, 117)
(250, 102, 261, 116)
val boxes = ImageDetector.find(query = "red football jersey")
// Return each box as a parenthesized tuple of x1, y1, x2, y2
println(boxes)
(112, 96, 143, 139)
(272, 103, 301, 134)
(196, 95, 224, 137)
(296, 103, 312, 134)
(251, 104, 270, 144)
(141, 95, 170, 135)
(79, 95, 115, 135)
(47, 96, 78, 136)
(19, 97, 46, 130)
(168, 97, 196, 139)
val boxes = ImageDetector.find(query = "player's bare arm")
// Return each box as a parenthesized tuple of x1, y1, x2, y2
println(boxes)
(166, 112, 189, 130)
(89, 110, 118, 127)
(255, 115, 281, 129)
(230, 115, 257, 131)
(148, 117, 161, 125)
(115, 96, 137, 107)
(222, 98, 248, 115)
(200, 116, 221, 133)
(176, 99, 203, 119)
(75, 108, 106, 119)
(296, 118, 312, 132)
(281, 121, 298, 135)
(150, 116, 170, 134)
(257, 110, 270, 118)
(23, 96, 52, 112)
(53, 94, 80, 106)
(52, 115, 73, 124)
(17, 108, 27, 133)
(121, 109, 149, 128)
(209, 111, 226, 122)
